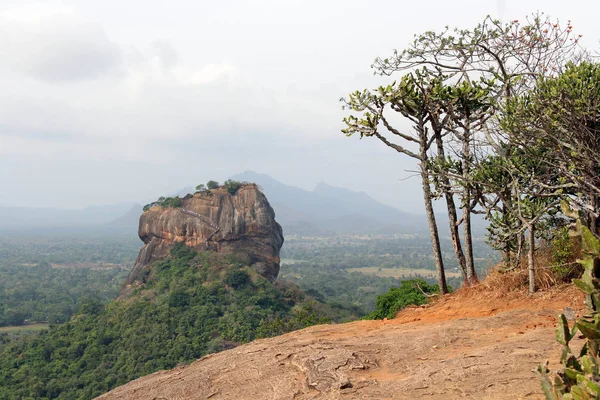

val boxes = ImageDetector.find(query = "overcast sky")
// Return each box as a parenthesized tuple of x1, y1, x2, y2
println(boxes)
(0, 0, 598, 212)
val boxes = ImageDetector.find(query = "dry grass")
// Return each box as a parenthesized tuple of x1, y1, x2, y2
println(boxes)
(469, 236, 583, 297)
(419, 238, 584, 310)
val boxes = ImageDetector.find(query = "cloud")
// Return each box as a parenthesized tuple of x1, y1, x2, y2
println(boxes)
(0, 3, 123, 82)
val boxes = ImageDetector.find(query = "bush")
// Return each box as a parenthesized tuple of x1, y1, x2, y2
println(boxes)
(162, 196, 182, 208)
(168, 290, 190, 308)
(551, 226, 581, 280)
(144, 196, 182, 210)
(226, 269, 250, 289)
(207, 181, 220, 190)
(223, 180, 243, 195)
(170, 243, 197, 262)
(539, 226, 600, 398)
(366, 279, 438, 320)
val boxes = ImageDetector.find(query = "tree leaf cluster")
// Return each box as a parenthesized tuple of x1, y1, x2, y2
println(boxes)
(0, 244, 329, 399)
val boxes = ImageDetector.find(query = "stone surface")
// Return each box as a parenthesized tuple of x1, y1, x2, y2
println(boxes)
(126, 184, 283, 285)
(97, 286, 584, 400)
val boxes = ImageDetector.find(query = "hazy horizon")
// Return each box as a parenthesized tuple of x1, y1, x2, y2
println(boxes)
(1, 0, 599, 213)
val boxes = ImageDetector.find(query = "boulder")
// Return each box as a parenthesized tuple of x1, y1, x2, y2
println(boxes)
(126, 184, 284, 285)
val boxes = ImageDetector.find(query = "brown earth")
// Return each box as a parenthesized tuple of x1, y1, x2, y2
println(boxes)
(97, 284, 584, 400)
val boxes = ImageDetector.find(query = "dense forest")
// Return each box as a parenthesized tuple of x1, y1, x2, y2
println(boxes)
(0, 263, 128, 327)
(0, 244, 331, 399)
(0, 234, 140, 266)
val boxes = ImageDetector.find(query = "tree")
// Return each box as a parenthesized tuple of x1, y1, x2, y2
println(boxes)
(195, 184, 206, 192)
(372, 12, 583, 268)
(442, 81, 495, 284)
(502, 61, 600, 238)
(223, 180, 242, 195)
(342, 70, 449, 294)
(207, 181, 220, 190)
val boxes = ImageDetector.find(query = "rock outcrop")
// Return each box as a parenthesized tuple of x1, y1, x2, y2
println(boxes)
(126, 184, 283, 285)
(97, 286, 584, 400)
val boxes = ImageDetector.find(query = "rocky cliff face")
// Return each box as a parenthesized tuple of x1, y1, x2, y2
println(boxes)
(126, 184, 283, 285)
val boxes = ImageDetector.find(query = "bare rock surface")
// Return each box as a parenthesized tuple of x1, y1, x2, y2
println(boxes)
(126, 184, 283, 286)
(97, 286, 584, 400)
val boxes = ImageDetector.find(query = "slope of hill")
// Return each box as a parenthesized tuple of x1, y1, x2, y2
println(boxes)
(0, 185, 339, 400)
(97, 285, 583, 400)
(108, 204, 143, 228)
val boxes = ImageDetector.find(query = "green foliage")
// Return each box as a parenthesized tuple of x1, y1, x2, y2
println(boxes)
(0, 234, 139, 266)
(223, 179, 243, 195)
(170, 242, 197, 262)
(539, 226, 600, 398)
(144, 196, 182, 211)
(226, 269, 250, 288)
(0, 263, 127, 327)
(552, 227, 577, 279)
(206, 180, 220, 190)
(366, 279, 439, 320)
(0, 247, 329, 399)
(195, 184, 206, 192)
(168, 290, 190, 308)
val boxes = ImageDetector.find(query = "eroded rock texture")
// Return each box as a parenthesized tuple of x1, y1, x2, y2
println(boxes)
(126, 184, 283, 285)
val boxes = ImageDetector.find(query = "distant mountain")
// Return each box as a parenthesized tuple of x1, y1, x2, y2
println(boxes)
(109, 204, 143, 228)
(230, 171, 426, 235)
(0, 187, 193, 234)
(1, 172, 481, 237)
(0, 202, 136, 231)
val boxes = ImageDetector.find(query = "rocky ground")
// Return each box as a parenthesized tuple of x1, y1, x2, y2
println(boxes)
(97, 285, 583, 400)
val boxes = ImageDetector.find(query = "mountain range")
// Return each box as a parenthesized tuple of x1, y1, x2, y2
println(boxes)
(229, 171, 426, 234)
(0, 171, 433, 235)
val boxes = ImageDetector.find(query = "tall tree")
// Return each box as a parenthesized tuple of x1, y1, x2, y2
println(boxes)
(371, 13, 583, 263)
(502, 61, 600, 238)
(342, 71, 449, 294)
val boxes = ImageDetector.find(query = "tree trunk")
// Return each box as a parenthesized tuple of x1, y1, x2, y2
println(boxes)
(434, 130, 468, 284)
(501, 194, 514, 266)
(586, 193, 600, 239)
(463, 207, 477, 284)
(460, 125, 477, 285)
(515, 231, 525, 269)
(446, 193, 468, 284)
(528, 224, 536, 294)
(419, 157, 448, 294)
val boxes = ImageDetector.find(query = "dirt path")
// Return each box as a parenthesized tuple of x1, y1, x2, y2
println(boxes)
(97, 285, 583, 400)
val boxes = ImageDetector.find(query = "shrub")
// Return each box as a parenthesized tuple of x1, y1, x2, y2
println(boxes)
(551, 226, 581, 281)
(226, 269, 250, 289)
(539, 224, 600, 398)
(207, 181, 220, 190)
(145, 196, 182, 210)
(168, 290, 190, 308)
(170, 243, 197, 262)
(223, 179, 242, 195)
(161, 196, 182, 208)
(366, 279, 438, 320)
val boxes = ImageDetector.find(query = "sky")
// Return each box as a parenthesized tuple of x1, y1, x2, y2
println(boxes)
(0, 0, 598, 212)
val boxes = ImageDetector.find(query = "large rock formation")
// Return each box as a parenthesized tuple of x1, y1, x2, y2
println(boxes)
(126, 184, 283, 285)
